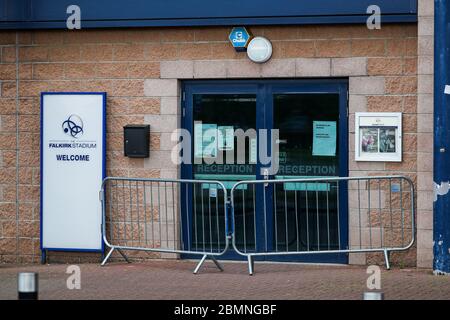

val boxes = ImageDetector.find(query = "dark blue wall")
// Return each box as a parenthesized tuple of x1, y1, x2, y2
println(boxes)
(434, 0, 450, 274)
(0, 0, 417, 29)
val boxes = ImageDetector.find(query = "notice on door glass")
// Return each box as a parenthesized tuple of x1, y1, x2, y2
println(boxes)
(312, 121, 337, 157)
(218, 126, 234, 151)
(194, 122, 217, 158)
(250, 138, 257, 163)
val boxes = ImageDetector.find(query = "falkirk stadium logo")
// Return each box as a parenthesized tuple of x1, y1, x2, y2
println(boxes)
(62, 114, 84, 138)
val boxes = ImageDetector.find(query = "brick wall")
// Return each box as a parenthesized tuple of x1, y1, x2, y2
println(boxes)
(0, 23, 420, 266)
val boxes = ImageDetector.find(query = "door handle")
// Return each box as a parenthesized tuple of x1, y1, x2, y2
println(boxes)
(262, 168, 269, 187)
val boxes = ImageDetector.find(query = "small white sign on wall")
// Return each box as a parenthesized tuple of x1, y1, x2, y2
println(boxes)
(355, 112, 402, 162)
(41, 92, 106, 252)
(445, 85, 450, 95)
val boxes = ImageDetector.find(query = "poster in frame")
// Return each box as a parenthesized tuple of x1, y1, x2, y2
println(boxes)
(355, 112, 402, 162)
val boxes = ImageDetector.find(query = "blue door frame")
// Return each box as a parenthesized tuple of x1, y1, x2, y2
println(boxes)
(181, 79, 348, 264)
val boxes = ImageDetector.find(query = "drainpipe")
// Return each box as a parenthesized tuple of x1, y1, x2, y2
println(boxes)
(433, 0, 450, 274)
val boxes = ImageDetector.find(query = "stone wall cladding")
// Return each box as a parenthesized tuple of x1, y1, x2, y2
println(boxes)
(416, 0, 434, 268)
(0, 23, 420, 266)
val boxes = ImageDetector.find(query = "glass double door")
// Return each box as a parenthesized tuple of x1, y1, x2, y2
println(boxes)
(182, 80, 348, 263)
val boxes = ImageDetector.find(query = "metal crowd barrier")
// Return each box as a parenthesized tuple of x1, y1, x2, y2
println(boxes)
(100, 175, 415, 276)
(100, 177, 229, 274)
(230, 176, 415, 275)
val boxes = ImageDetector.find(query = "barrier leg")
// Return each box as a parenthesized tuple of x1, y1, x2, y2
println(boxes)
(101, 247, 115, 266)
(210, 256, 224, 272)
(193, 254, 208, 274)
(248, 256, 254, 276)
(193, 255, 224, 274)
(384, 250, 391, 270)
(117, 248, 130, 263)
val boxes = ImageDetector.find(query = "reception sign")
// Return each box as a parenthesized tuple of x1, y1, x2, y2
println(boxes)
(41, 92, 106, 252)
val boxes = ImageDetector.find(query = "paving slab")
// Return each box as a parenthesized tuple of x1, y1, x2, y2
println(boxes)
(0, 260, 448, 300)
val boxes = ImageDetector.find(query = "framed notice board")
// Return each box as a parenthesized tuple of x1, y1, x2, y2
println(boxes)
(354, 112, 402, 162)
(40, 92, 106, 259)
